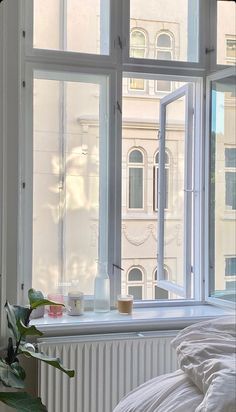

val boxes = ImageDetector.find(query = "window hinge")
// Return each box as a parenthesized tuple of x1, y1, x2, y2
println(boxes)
(22, 182, 26, 189)
(22, 30, 26, 38)
(116, 101, 122, 114)
(205, 47, 215, 54)
(118, 36, 123, 50)
(191, 265, 194, 274)
(21, 283, 24, 291)
(22, 81, 26, 88)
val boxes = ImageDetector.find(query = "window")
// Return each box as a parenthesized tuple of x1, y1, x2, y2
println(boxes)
(130, 0, 199, 62)
(225, 148, 236, 210)
(127, 267, 144, 300)
(3, 0, 236, 308)
(225, 257, 236, 277)
(209, 72, 236, 303)
(156, 32, 173, 61)
(129, 30, 147, 90)
(154, 151, 170, 210)
(217, 1, 236, 65)
(128, 149, 144, 209)
(33, 0, 110, 55)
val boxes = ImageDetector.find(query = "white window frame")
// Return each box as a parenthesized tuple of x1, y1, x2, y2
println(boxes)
(157, 83, 194, 298)
(205, 66, 236, 309)
(154, 150, 170, 212)
(2, 0, 235, 309)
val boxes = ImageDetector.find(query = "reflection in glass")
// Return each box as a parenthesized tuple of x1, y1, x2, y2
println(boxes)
(209, 75, 236, 302)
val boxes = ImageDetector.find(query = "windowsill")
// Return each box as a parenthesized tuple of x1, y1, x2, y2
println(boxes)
(30, 304, 234, 337)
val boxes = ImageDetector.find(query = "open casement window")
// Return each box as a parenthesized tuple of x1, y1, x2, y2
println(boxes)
(157, 83, 194, 298)
(207, 67, 236, 305)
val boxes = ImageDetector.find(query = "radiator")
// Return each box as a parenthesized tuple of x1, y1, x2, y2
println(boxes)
(38, 331, 178, 412)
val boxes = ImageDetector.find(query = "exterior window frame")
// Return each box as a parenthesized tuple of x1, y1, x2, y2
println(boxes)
(127, 266, 144, 300)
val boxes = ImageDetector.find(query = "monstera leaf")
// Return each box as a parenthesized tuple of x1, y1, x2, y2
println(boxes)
(19, 346, 75, 378)
(0, 360, 26, 389)
(28, 289, 65, 310)
(0, 392, 47, 411)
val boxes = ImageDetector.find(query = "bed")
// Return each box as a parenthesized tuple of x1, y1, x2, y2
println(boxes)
(113, 316, 236, 412)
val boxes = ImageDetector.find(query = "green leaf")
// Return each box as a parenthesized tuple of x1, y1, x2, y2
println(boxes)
(17, 319, 43, 338)
(19, 347, 75, 378)
(28, 289, 65, 310)
(0, 359, 25, 389)
(0, 392, 47, 412)
(5, 303, 31, 340)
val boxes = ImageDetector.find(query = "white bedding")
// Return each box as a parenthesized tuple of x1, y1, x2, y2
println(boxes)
(113, 316, 236, 412)
(113, 369, 203, 412)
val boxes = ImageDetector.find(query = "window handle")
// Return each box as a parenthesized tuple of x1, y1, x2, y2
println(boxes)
(113, 263, 124, 271)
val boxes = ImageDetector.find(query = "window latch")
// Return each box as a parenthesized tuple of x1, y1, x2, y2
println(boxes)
(205, 47, 215, 54)
(116, 101, 122, 114)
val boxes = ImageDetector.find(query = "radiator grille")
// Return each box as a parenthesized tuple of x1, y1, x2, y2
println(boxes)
(38, 331, 178, 412)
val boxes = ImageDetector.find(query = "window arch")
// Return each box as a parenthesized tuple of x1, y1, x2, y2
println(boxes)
(156, 32, 173, 92)
(128, 148, 144, 209)
(129, 29, 147, 90)
(127, 266, 144, 300)
(153, 269, 169, 300)
(154, 150, 170, 210)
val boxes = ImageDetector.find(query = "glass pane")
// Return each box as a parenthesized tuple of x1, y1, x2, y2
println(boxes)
(32, 73, 108, 296)
(225, 148, 236, 167)
(156, 80, 171, 92)
(217, 1, 236, 65)
(130, 0, 199, 62)
(163, 95, 187, 288)
(209, 74, 236, 302)
(128, 286, 143, 300)
(122, 76, 189, 301)
(155, 286, 168, 299)
(129, 78, 145, 90)
(131, 30, 146, 46)
(156, 51, 172, 60)
(129, 150, 143, 163)
(128, 268, 143, 281)
(33, 0, 110, 55)
(129, 168, 143, 208)
(157, 34, 171, 48)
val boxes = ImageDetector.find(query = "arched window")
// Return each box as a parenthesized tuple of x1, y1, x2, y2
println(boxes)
(153, 269, 169, 300)
(127, 267, 144, 300)
(129, 30, 147, 90)
(128, 149, 144, 209)
(154, 151, 170, 210)
(156, 32, 173, 92)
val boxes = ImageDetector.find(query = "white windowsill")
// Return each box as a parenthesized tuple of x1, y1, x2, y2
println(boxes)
(31, 304, 234, 337)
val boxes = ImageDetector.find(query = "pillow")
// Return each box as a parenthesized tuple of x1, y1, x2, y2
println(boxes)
(171, 316, 236, 412)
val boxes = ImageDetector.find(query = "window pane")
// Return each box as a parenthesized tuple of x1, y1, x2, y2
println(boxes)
(225, 257, 236, 276)
(209, 74, 236, 302)
(225, 172, 236, 210)
(128, 268, 143, 281)
(155, 286, 168, 299)
(156, 51, 172, 61)
(129, 168, 143, 208)
(129, 78, 145, 90)
(130, 0, 199, 62)
(157, 33, 171, 48)
(122, 76, 188, 301)
(33, 0, 110, 55)
(156, 80, 171, 92)
(225, 148, 236, 167)
(217, 1, 236, 65)
(128, 286, 143, 300)
(129, 150, 143, 163)
(32, 72, 108, 296)
(163, 96, 187, 288)
(131, 31, 146, 47)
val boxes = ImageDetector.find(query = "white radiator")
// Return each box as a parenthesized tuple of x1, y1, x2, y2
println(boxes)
(38, 331, 178, 412)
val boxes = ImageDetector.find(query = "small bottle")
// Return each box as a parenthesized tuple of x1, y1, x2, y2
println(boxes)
(94, 262, 110, 313)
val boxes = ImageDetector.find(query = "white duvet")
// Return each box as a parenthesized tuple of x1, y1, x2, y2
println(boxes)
(114, 316, 236, 412)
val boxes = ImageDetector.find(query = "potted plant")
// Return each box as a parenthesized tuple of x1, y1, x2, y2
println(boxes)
(0, 289, 75, 411)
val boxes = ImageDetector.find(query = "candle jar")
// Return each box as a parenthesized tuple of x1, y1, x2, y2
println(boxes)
(67, 292, 84, 316)
(48, 294, 64, 317)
